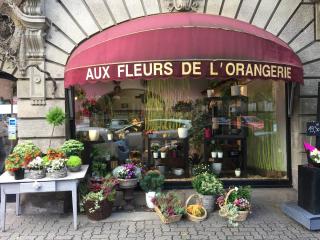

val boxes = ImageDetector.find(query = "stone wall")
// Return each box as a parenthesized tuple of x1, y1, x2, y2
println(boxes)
(1, 0, 320, 188)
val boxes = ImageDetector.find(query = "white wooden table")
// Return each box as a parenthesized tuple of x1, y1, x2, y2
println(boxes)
(0, 165, 88, 232)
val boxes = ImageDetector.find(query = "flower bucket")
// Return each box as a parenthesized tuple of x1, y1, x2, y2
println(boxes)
(154, 206, 182, 224)
(47, 168, 67, 179)
(118, 178, 138, 189)
(84, 199, 113, 221)
(14, 168, 25, 180)
(178, 127, 188, 138)
(68, 165, 82, 172)
(199, 194, 215, 213)
(235, 169, 241, 177)
(29, 169, 46, 179)
(212, 163, 222, 175)
(146, 191, 156, 209)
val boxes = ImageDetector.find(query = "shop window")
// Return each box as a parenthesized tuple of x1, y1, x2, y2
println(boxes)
(73, 78, 287, 181)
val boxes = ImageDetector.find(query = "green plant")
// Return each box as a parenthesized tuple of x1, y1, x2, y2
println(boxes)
(46, 107, 65, 148)
(61, 139, 84, 157)
(189, 112, 210, 153)
(66, 156, 82, 167)
(80, 191, 106, 213)
(5, 153, 25, 172)
(152, 192, 185, 218)
(227, 186, 251, 203)
(192, 172, 223, 195)
(151, 143, 160, 152)
(12, 141, 41, 165)
(140, 171, 165, 192)
(192, 163, 212, 176)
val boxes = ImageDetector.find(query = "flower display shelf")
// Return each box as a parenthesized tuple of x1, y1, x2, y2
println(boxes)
(154, 206, 182, 224)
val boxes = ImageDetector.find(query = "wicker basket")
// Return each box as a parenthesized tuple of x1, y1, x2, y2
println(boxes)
(29, 169, 46, 179)
(218, 188, 250, 222)
(185, 194, 207, 222)
(47, 168, 67, 179)
(84, 199, 113, 221)
(154, 206, 182, 224)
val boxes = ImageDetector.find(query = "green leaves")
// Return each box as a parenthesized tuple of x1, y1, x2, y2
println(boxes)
(192, 172, 223, 195)
(140, 172, 165, 192)
(46, 107, 65, 127)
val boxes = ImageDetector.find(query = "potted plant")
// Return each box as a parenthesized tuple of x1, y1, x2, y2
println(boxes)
(217, 145, 223, 158)
(60, 139, 84, 157)
(192, 163, 212, 176)
(140, 170, 165, 208)
(46, 158, 68, 178)
(152, 192, 185, 224)
(12, 141, 41, 166)
(192, 172, 223, 212)
(89, 129, 100, 141)
(212, 159, 223, 176)
(66, 156, 82, 172)
(45, 107, 65, 148)
(27, 156, 46, 179)
(211, 144, 218, 158)
(217, 186, 251, 226)
(177, 125, 188, 139)
(112, 163, 141, 189)
(151, 143, 160, 159)
(235, 168, 241, 177)
(160, 146, 168, 159)
(5, 153, 25, 180)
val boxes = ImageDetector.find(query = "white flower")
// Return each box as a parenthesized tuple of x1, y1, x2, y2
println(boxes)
(310, 149, 320, 163)
(234, 187, 239, 191)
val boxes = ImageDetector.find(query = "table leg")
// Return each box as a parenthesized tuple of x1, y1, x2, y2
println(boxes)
(1, 188, 6, 232)
(16, 194, 20, 216)
(71, 184, 77, 230)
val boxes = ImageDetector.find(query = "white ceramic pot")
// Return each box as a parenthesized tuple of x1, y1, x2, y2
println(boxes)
(231, 85, 241, 96)
(146, 192, 156, 208)
(211, 152, 217, 158)
(160, 152, 166, 159)
(235, 169, 241, 177)
(89, 129, 99, 141)
(107, 133, 113, 141)
(207, 89, 214, 97)
(217, 151, 223, 158)
(153, 152, 159, 159)
(177, 127, 188, 139)
(212, 162, 222, 175)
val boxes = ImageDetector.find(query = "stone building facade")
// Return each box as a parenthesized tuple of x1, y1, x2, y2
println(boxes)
(0, 0, 319, 188)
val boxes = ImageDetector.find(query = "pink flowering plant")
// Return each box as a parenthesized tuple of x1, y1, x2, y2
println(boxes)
(113, 163, 141, 179)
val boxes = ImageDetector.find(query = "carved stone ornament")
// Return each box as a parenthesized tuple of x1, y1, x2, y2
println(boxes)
(0, 0, 50, 105)
(166, 0, 201, 12)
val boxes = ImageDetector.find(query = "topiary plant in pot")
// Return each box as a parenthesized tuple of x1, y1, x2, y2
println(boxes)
(140, 170, 165, 208)
(66, 156, 82, 172)
(46, 107, 65, 148)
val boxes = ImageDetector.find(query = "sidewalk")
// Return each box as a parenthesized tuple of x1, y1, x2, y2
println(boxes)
(1, 188, 320, 240)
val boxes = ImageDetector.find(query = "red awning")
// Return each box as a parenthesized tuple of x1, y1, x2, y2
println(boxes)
(64, 13, 303, 87)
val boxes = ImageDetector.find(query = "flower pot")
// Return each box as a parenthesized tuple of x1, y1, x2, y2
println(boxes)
(207, 89, 214, 97)
(118, 178, 138, 189)
(84, 199, 113, 221)
(29, 169, 46, 179)
(231, 85, 241, 96)
(217, 152, 223, 158)
(212, 162, 222, 175)
(107, 133, 113, 141)
(157, 165, 166, 175)
(153, 152, 159, 159)
(177, 127, 188, 139)
(146, 191, 156, 208)
(68, 165, 82, 172)
(235, 169, 241, 177)
(199, 194, 215, 213)
(235, 210, 249, 221)
(47, 168, 67, 179)
(14, 168, 25, 180)
(160, 152, 166, 159)
(211, 152, 217, 158)
(89, 129, 99, 141)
